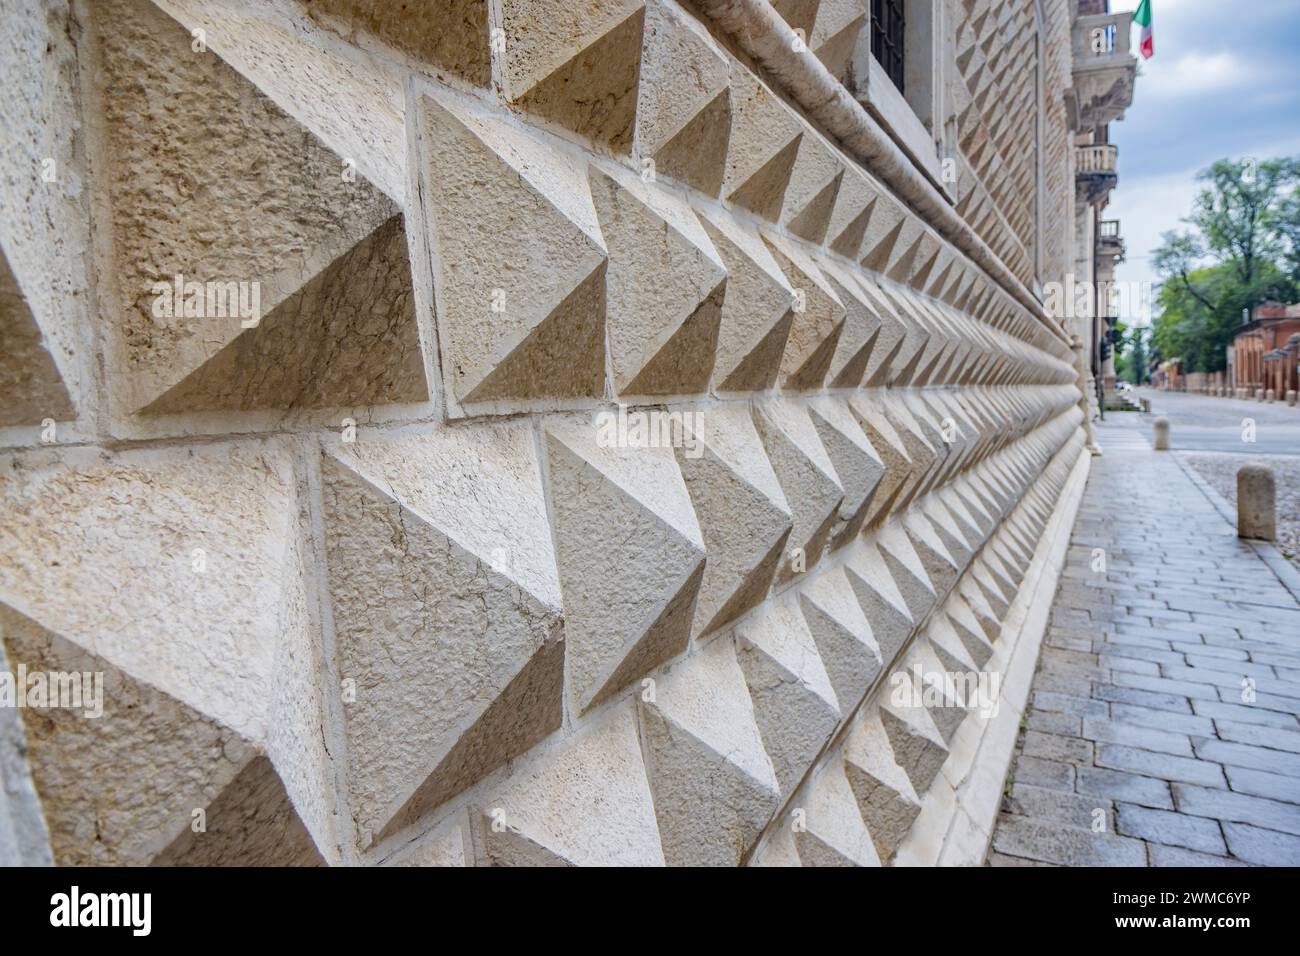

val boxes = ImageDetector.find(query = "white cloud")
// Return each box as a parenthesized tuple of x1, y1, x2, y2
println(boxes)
(1138, 51, 1256, 99)
(1106, 167, 1201, 322)
(1105, 134, 1300, 323)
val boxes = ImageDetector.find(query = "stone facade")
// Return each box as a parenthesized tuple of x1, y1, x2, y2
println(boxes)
(1, 0, 1116, 866)
(1066, 0, 1135, 425)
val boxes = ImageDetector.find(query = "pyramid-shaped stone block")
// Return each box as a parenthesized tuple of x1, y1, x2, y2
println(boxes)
(781, 136, 845, 244)
(858, 278, 910, 386)
(809, 0, 867, 81)
(842, 540, 916, 666)
(321, 423, 565, 847)
(697, 210, 798, 392)
(842, 707, 922, 863)
(903, 512, 964, 596)
(808, 396, 885, 546)
(826, 169, 883, 260)
(419, 94, 608, 412)
(752, 399, 845, 583)
(545, 416, 706, 712)
(849, 393, 915, 527)
(735, 597, 841, 797)
(0, 443, 330, 865)
(589, 166, 726, 397)
(815, 254, 885, 388)
(675, 404, 792, 639)
(799, 566, 884, 710)
(0, 246, 75, 426)
(875, 523, 940, 623)
(96, 0, 426, 417)
(723, 65, 804, 220)
(762, 231, 847, 389)
(634, 1, 731, 194)
(498, 0, 645, 151)
(793, 759, 881, 866)
(880, 680, 951, 796)
(638, 637, 781, 866)
(300, 0, 491, 84)
(477, 705, 664, 865)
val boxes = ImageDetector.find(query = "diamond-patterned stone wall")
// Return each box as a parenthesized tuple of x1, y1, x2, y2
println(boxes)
(0, 0, 1091, 866)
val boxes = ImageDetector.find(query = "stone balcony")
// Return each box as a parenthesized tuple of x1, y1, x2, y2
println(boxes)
(1071, 12, 1137, 128)
(1075, 144, 1118, 204)
(1097, 217, 1125, 262)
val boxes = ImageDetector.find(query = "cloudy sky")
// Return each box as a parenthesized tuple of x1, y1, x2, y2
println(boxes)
(1102, 0, 1300, 324)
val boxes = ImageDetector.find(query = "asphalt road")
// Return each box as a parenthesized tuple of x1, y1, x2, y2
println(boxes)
(1125, 387, 1300, 455)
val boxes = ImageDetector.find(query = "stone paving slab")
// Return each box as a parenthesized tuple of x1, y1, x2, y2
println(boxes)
(990, 418, 1300, 866)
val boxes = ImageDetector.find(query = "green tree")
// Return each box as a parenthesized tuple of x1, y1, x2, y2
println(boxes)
(1123, 325, 1154, 385)
(1150, 157, 1300, 373)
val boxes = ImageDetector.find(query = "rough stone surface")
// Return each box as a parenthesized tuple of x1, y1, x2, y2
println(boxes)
(97, 0, 426, 417)
(322, 424, 564, 847)
(1236, 464, 1277, 541)
(0, 443, 332, 864)
(0, 0, 1106, 867)
(300, 0, 491, 84)
(639, 637, 780, 865)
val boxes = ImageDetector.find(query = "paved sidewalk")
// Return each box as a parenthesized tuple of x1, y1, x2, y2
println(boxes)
(990, 416, 1300, 866)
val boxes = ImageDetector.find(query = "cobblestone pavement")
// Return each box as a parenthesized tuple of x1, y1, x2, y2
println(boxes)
(1181, 453, 1300, 567)
(990, 417, 1300, 866)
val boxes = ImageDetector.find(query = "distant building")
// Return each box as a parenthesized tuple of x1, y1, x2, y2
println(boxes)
(1229, 302, 1300, 398)
(1153, 358, 1181, 391)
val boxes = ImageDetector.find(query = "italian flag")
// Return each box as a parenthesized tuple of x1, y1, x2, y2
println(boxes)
(1134, 0, 1153, 59)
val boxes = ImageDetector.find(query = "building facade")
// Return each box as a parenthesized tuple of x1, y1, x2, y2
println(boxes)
(1071, 0, 1135, 416)
(1229, 302, 1300, 400)
(1, 0, 1133, 866)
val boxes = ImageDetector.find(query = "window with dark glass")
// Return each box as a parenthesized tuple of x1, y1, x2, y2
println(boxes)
(870, 0, 906, 94)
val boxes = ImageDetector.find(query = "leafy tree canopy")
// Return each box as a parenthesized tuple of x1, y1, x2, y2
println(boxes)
(1146, 157, 1300, 373)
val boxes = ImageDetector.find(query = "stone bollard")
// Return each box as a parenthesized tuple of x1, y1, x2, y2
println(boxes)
(1288, 389, 1297, 407)
(1140, 397, 1151, 413)
(1237, 464, 1276, 541)
(1153, 416, 1170, 450)
(1266, 389, 1276, 403)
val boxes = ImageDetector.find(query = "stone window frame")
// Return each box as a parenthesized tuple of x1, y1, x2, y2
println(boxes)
(849, 0, 951, 197)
